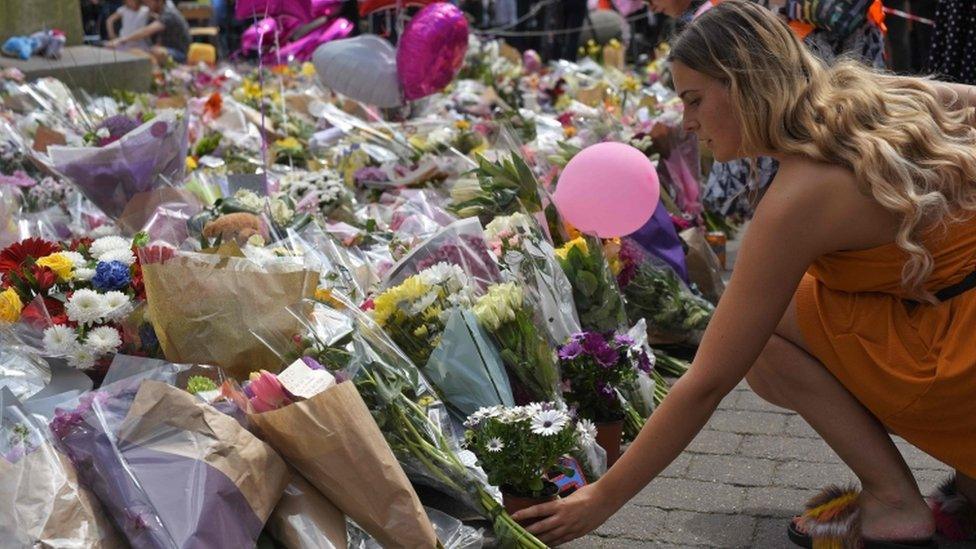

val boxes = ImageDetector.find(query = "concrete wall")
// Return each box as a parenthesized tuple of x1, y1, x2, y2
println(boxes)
(0, 0, 85, 46)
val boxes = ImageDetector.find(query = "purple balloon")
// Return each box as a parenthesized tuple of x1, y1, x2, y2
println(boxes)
(396, 3, 469, 101)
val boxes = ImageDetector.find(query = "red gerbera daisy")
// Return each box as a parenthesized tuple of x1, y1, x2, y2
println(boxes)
(0, 238, 61, 274)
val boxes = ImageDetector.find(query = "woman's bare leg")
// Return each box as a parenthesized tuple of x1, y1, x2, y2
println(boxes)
(745, 297, 934, 540)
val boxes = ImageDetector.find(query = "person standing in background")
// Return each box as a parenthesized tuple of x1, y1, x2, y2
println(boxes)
(547, 0, 588, 60)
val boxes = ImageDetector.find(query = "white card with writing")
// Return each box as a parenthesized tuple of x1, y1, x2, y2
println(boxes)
(276, 359, 336, 399)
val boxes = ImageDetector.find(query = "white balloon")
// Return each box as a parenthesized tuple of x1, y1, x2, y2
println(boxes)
(312, 35, 404, 108)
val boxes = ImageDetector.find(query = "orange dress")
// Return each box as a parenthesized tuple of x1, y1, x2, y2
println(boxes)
(796, 216, 976, 477)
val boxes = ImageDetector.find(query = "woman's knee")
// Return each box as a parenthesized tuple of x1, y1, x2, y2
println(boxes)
(745, 335, 797, 408)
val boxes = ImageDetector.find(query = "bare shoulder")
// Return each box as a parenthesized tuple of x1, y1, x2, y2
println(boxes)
(756, 156, 900, 252)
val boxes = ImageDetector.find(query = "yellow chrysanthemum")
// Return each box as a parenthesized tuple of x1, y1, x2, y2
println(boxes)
(185, 156, 198, 170)
(622, 76, 640, 93)
(275, 137, 301, 150)
(372, 275, 431, 325)
(454, 120, 471, 131)
(36, 253, 74, 282)
(555, 237, 588, 261)
(0, 288, 22, 323)
(301, 62, 317, 78)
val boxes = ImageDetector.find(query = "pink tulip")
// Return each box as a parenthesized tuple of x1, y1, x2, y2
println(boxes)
(248, 370, 292, 412)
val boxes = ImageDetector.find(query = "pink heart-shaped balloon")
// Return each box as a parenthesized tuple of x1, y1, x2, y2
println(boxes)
(396, 3, 469, 102)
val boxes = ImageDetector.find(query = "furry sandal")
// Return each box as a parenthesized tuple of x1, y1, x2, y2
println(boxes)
(927, 475, 976, 542)
(786, 485, 938, 549)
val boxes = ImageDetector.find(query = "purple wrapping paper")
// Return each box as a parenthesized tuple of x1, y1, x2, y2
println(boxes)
(629, 200, 689, 283)
(50, 381, 270, 549)
(48, 111, 189, 220)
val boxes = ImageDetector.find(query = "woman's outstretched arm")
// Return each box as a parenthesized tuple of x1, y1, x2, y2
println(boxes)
(512, 161, 841, 545)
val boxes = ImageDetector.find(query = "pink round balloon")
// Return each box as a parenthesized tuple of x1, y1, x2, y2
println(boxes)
(397, 3, 469, 101)
(553, 142, 660, 238)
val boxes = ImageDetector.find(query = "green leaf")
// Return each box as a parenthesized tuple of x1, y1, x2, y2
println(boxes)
(577, 271, 599, 297)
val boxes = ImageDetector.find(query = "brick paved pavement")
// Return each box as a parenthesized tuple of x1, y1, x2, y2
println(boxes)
(564, 382, 959, 548)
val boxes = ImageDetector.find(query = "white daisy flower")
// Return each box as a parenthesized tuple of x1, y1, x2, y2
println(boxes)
(89, 236, 131, 258)
(67, 345, 97, 370)
(74, 267, 96, 281)
(97, 247, 136, 267)
(486, 437, 505, 453)
(576, 418, 598, 447)
(100, 291, 132, 321)
(60, 251, 88, 269)
(43, 325, 78, 354)
(530, 409, 569, 437)
(66, 289, 107, 325)
(86, 326, 122, 354)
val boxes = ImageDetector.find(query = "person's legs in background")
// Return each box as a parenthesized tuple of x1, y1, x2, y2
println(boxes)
(885, 0, 912, 73)
(559, 0, 588, 61)
(911, 0, 936, 73)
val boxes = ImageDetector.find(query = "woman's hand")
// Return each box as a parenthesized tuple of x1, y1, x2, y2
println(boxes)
(510, 483, 618, 546)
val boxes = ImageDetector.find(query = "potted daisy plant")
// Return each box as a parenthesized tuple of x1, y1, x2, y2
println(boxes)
(463, 402, 594, 521)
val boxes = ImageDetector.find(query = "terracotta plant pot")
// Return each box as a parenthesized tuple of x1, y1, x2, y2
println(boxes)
(503, 481, 559, 526)
(596, 419, 625, 467)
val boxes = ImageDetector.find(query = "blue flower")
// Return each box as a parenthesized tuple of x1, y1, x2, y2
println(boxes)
(91, 261, 131, 291)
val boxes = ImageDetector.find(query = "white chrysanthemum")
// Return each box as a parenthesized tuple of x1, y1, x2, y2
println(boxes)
(98, 247, 136, 267)
(234, 189, 265, 212)
(60, 251, 88, 269)
(43, 325, 78, 354)
(486, 437, 505, 453)
(74, 267, 96, 281)
(100, 291, 132, 321)
(67, 345, 97, 370)
(90, 236, 131, 258)
(87, 224, 119, 239)
(576, 418, 598, 447)
(66, 289, 107, 325)
(484, 212, 533, 240)
(86, 326, 122, 354)
(530, 409, 569, 437)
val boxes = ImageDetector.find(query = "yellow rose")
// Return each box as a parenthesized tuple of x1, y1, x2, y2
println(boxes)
(36, 253, 74, 282)
(0, 288, 22, 323)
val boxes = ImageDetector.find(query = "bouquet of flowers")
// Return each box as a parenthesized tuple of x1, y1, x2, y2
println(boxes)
(230, 361, 440, 548)
(1, 388, 122, 548)
(450, 153, 544, 223)
(45, 110, 189, 220)
(257, 294, 547, 547)
(484, 212, 580, 345)
(473, 282, 560, 402)
(371, 261, 514, 420)
(555, 236, 628, 333)
(558, 331, 650, 423)
(50, 375, 289, 548)
(612, 238, 714, 344)
(464, 403, 590, 502)
(384, 218, 502, 292)
(277, 168, 354, 221)
(139, 245, 319, 380)
(0, 235, 151, 372)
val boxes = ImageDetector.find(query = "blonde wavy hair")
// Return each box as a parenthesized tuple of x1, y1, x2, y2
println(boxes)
(671, 0, 976, 300)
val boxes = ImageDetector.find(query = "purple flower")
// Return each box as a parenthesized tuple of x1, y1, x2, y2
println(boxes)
(596, 380, 616, 401)
(96, 114, 141, 146)
(595, 346, 620, 369)
(558, 340, 583, 361)
(302, 356, 325, 370)
(613, 334, 635, 348)
(580, 332, 608, 356)
(0, 170, 35, 187)
(636, 351, 652, 373)
(92, 260, 131, 291)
